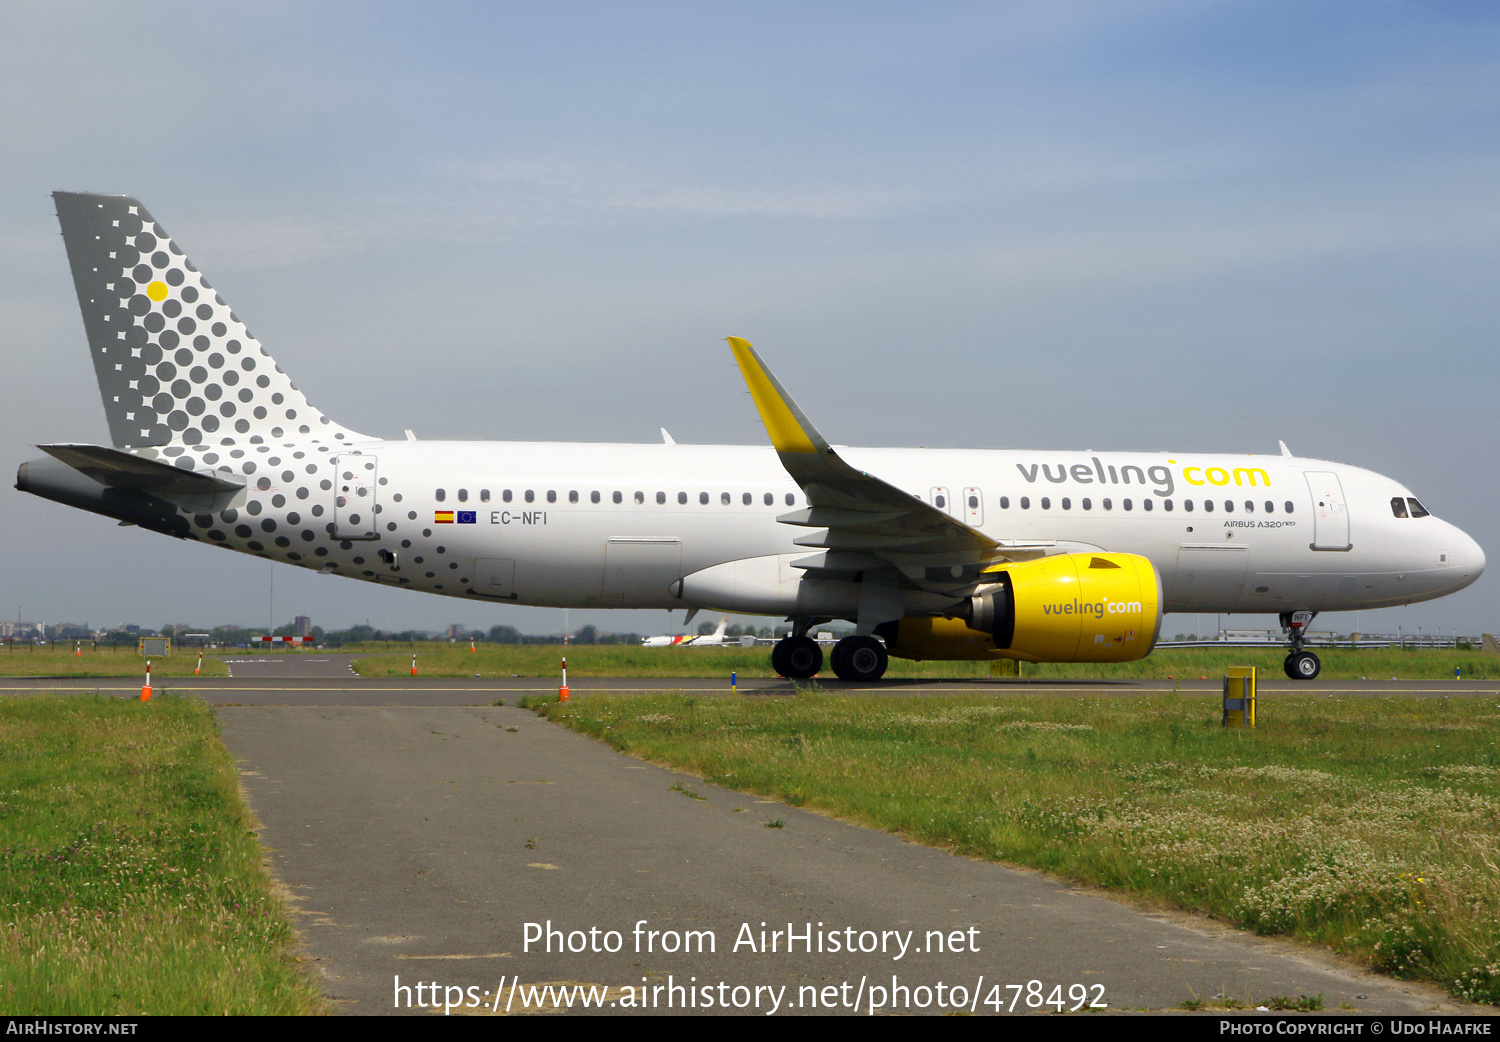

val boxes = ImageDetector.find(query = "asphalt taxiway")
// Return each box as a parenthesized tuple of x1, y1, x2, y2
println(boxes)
(0, 653, 1493, 704)
(1, 657, 1479, 1015)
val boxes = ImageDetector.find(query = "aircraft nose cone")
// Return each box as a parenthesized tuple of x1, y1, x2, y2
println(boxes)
(1445, 522, 1485, 589)
(1461, 528, 1486, 580)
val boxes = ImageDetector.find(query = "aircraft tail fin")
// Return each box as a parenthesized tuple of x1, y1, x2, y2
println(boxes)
(52, 192, 368, 453)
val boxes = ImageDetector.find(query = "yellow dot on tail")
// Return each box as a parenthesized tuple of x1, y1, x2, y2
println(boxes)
(146, 281, 168, 301)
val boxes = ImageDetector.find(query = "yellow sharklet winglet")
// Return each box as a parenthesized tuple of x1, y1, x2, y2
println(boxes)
(727, 336, 822, 455)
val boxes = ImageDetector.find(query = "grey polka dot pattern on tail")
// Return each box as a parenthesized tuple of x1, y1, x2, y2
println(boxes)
(53, 192, 367, 455)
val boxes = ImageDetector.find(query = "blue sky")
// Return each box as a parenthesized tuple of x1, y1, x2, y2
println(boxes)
(2, 1, 1497, 637)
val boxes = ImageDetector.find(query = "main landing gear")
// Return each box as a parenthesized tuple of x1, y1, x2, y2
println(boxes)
(771, 635, 822, 680)
(829, 635, 888, 682)
(1280, 609, 1321, 681)
(771, 617, 823, 679)
(770, 623, 890, 682)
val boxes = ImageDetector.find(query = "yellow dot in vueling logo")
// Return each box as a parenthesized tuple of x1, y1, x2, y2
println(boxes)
(146, 281, 168, 301)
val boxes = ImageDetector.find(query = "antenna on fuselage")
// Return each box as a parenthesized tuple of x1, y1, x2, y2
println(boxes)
(1279, 440, 1293, 457)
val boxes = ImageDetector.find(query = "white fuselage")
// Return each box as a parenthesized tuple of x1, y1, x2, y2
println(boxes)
(200, 438, 1482, 621)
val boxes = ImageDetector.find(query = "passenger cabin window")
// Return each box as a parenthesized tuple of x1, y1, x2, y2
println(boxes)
(1284, 501, 1295, 514)
(613, 491, 622, 504)
(1408, 498, 1430, 518)
(1264, 500, 1273, 513)
(547, 490, 557, 503)
(764, 493, 773, 506)
(656, 491, 666, 504)
(678, 492, 687, 505)
(1183, 500, 1193, 511)
(1000, 496, 1010, 508)
(503, 489, 512, 503)
(786, 493, 796, 506)
(1163, 499, 1173, 511)
(480, 489, 490, 503)
(1223, 500, 1232, 513)
(569, 490, 579, 503)
(1143, 499, 1153, 511)
(1040, 497, 1051, 509)
(721, 492, 731, 505)
(700, 492, 709, 505)
(457, 489, 468, 502)
(1103, 498, 1112, 510)
(435, 489, 446, 502)
(743, 492, 752, 505)
(1061, 497, 1071, 510)
(634, 491, 644, 504)
(1020, 496, 1030, 509)
(524, 490, 534, 503)
(591, 491, 600, 504)
(1082, 498, 1092, 510)
(1124, 499, 1133, 511)
(1204, 500, 1214, 512)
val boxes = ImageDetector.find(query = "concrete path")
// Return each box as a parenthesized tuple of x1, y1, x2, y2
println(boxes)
(216, 695, 1463, 1016)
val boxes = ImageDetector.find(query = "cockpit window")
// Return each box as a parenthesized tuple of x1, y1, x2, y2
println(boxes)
(1407, 498, 1430, 518)
(1391, 496, 1409, 518)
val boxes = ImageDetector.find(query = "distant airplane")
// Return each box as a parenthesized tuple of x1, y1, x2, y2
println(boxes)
(642, 615, 729, 647)
(18, 193, 1485, 683)
(688, 616, 731, 646)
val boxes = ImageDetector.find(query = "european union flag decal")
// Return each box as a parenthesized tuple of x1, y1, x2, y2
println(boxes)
(457, 511, 478, 524)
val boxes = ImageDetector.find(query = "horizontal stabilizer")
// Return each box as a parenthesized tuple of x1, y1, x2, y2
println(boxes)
(39, 443, 243, 512)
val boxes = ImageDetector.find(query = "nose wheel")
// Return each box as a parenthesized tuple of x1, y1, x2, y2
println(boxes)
(830, 635, 889, 682)
(1280, 609, 1321, 681)
(1284, 651, 1321, 680)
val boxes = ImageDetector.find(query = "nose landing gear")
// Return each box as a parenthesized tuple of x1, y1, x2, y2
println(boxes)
(1280, 610, 1321, 680)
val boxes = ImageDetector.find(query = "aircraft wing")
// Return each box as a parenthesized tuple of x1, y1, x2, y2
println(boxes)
(727, 338, 1005, 595)
(38, 443, 244, 513)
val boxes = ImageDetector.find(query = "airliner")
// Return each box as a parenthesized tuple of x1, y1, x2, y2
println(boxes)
(643, 616, 732, 648)
(16, 193, 1485, 682)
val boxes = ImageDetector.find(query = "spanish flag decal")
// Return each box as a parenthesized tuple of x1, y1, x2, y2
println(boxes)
(435, 511, 455, 523)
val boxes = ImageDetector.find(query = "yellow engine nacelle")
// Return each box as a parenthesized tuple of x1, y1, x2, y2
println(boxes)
(878, 552, 1162, 663)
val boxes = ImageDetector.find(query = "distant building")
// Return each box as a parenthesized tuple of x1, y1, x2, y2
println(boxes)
(446, 624, 467, 640)
(294, 616, 312, 637)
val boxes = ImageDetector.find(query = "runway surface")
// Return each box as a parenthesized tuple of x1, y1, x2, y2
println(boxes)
(2, 656, 1478, 1014)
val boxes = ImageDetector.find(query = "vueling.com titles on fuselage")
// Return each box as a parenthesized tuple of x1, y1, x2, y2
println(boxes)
(1014, 458, 1274, 498)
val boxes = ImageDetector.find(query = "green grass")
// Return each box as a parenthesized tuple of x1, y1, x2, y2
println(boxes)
(0, 695, 321, 1014)
(353, 642, 1500, 681)
(0, 647, 229, 677)
(528, 689, 1500, 1005)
